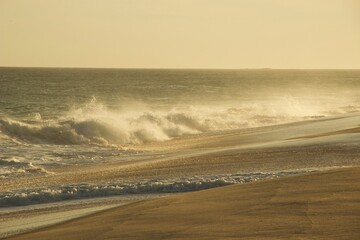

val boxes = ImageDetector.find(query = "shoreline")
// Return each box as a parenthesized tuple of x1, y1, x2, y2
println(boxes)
(1, 112, 360, 205)
(0, 194, 169, 239)
(1, 112, 360, 238)
(6, 166, 360, 239)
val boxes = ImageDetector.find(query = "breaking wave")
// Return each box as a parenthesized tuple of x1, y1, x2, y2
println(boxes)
(1, 98, 359, 145)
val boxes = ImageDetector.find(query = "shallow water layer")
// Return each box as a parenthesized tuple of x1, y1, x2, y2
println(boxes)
(0, 194, 167, 238)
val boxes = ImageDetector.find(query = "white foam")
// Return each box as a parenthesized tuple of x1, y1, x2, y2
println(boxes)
(1, 97, 359, 146)
(0, 158, 53, 179)
(0, 169, 319, 207)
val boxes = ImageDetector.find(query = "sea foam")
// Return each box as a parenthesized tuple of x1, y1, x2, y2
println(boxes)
(0, 169, 317, 207)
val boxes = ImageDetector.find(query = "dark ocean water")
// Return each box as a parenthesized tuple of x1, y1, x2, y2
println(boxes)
(1, 68, 359, 118)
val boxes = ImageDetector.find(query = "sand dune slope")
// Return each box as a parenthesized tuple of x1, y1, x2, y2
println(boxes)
(8, 167, 360, 240)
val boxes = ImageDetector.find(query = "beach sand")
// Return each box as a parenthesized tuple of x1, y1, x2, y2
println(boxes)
(7, 167, 360, 240)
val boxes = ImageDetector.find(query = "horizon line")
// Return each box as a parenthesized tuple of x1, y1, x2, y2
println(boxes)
(0, 66, 360, 71)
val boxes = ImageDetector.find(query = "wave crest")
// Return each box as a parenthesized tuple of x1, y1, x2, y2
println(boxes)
(1, 98, 359, 145)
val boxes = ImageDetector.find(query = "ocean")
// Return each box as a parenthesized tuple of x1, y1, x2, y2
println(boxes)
(1, 68, 360, 206)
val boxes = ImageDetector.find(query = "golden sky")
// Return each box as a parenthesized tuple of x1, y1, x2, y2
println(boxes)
(1, 0, 359, 69)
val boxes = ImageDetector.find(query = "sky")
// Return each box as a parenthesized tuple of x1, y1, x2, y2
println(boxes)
(1, 0, 359, 69)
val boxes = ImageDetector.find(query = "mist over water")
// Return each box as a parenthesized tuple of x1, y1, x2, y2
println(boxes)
(1, 68, 360, 178)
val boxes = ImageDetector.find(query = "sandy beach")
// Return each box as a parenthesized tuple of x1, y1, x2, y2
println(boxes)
(7, 167, 360, 240)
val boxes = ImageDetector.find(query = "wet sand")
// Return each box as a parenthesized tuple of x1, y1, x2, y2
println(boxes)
(0, 194, 167, 238)
(8, 167, 360, 240)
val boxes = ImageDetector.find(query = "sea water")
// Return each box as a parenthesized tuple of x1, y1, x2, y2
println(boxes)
(1, 68, 360, 205)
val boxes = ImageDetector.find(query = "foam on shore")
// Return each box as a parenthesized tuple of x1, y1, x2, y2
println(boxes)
(0, 168, 330, 207)
(7, 167, 360, 240)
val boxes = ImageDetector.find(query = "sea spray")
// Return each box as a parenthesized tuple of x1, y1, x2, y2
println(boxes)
(1, 97, 359, 146)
